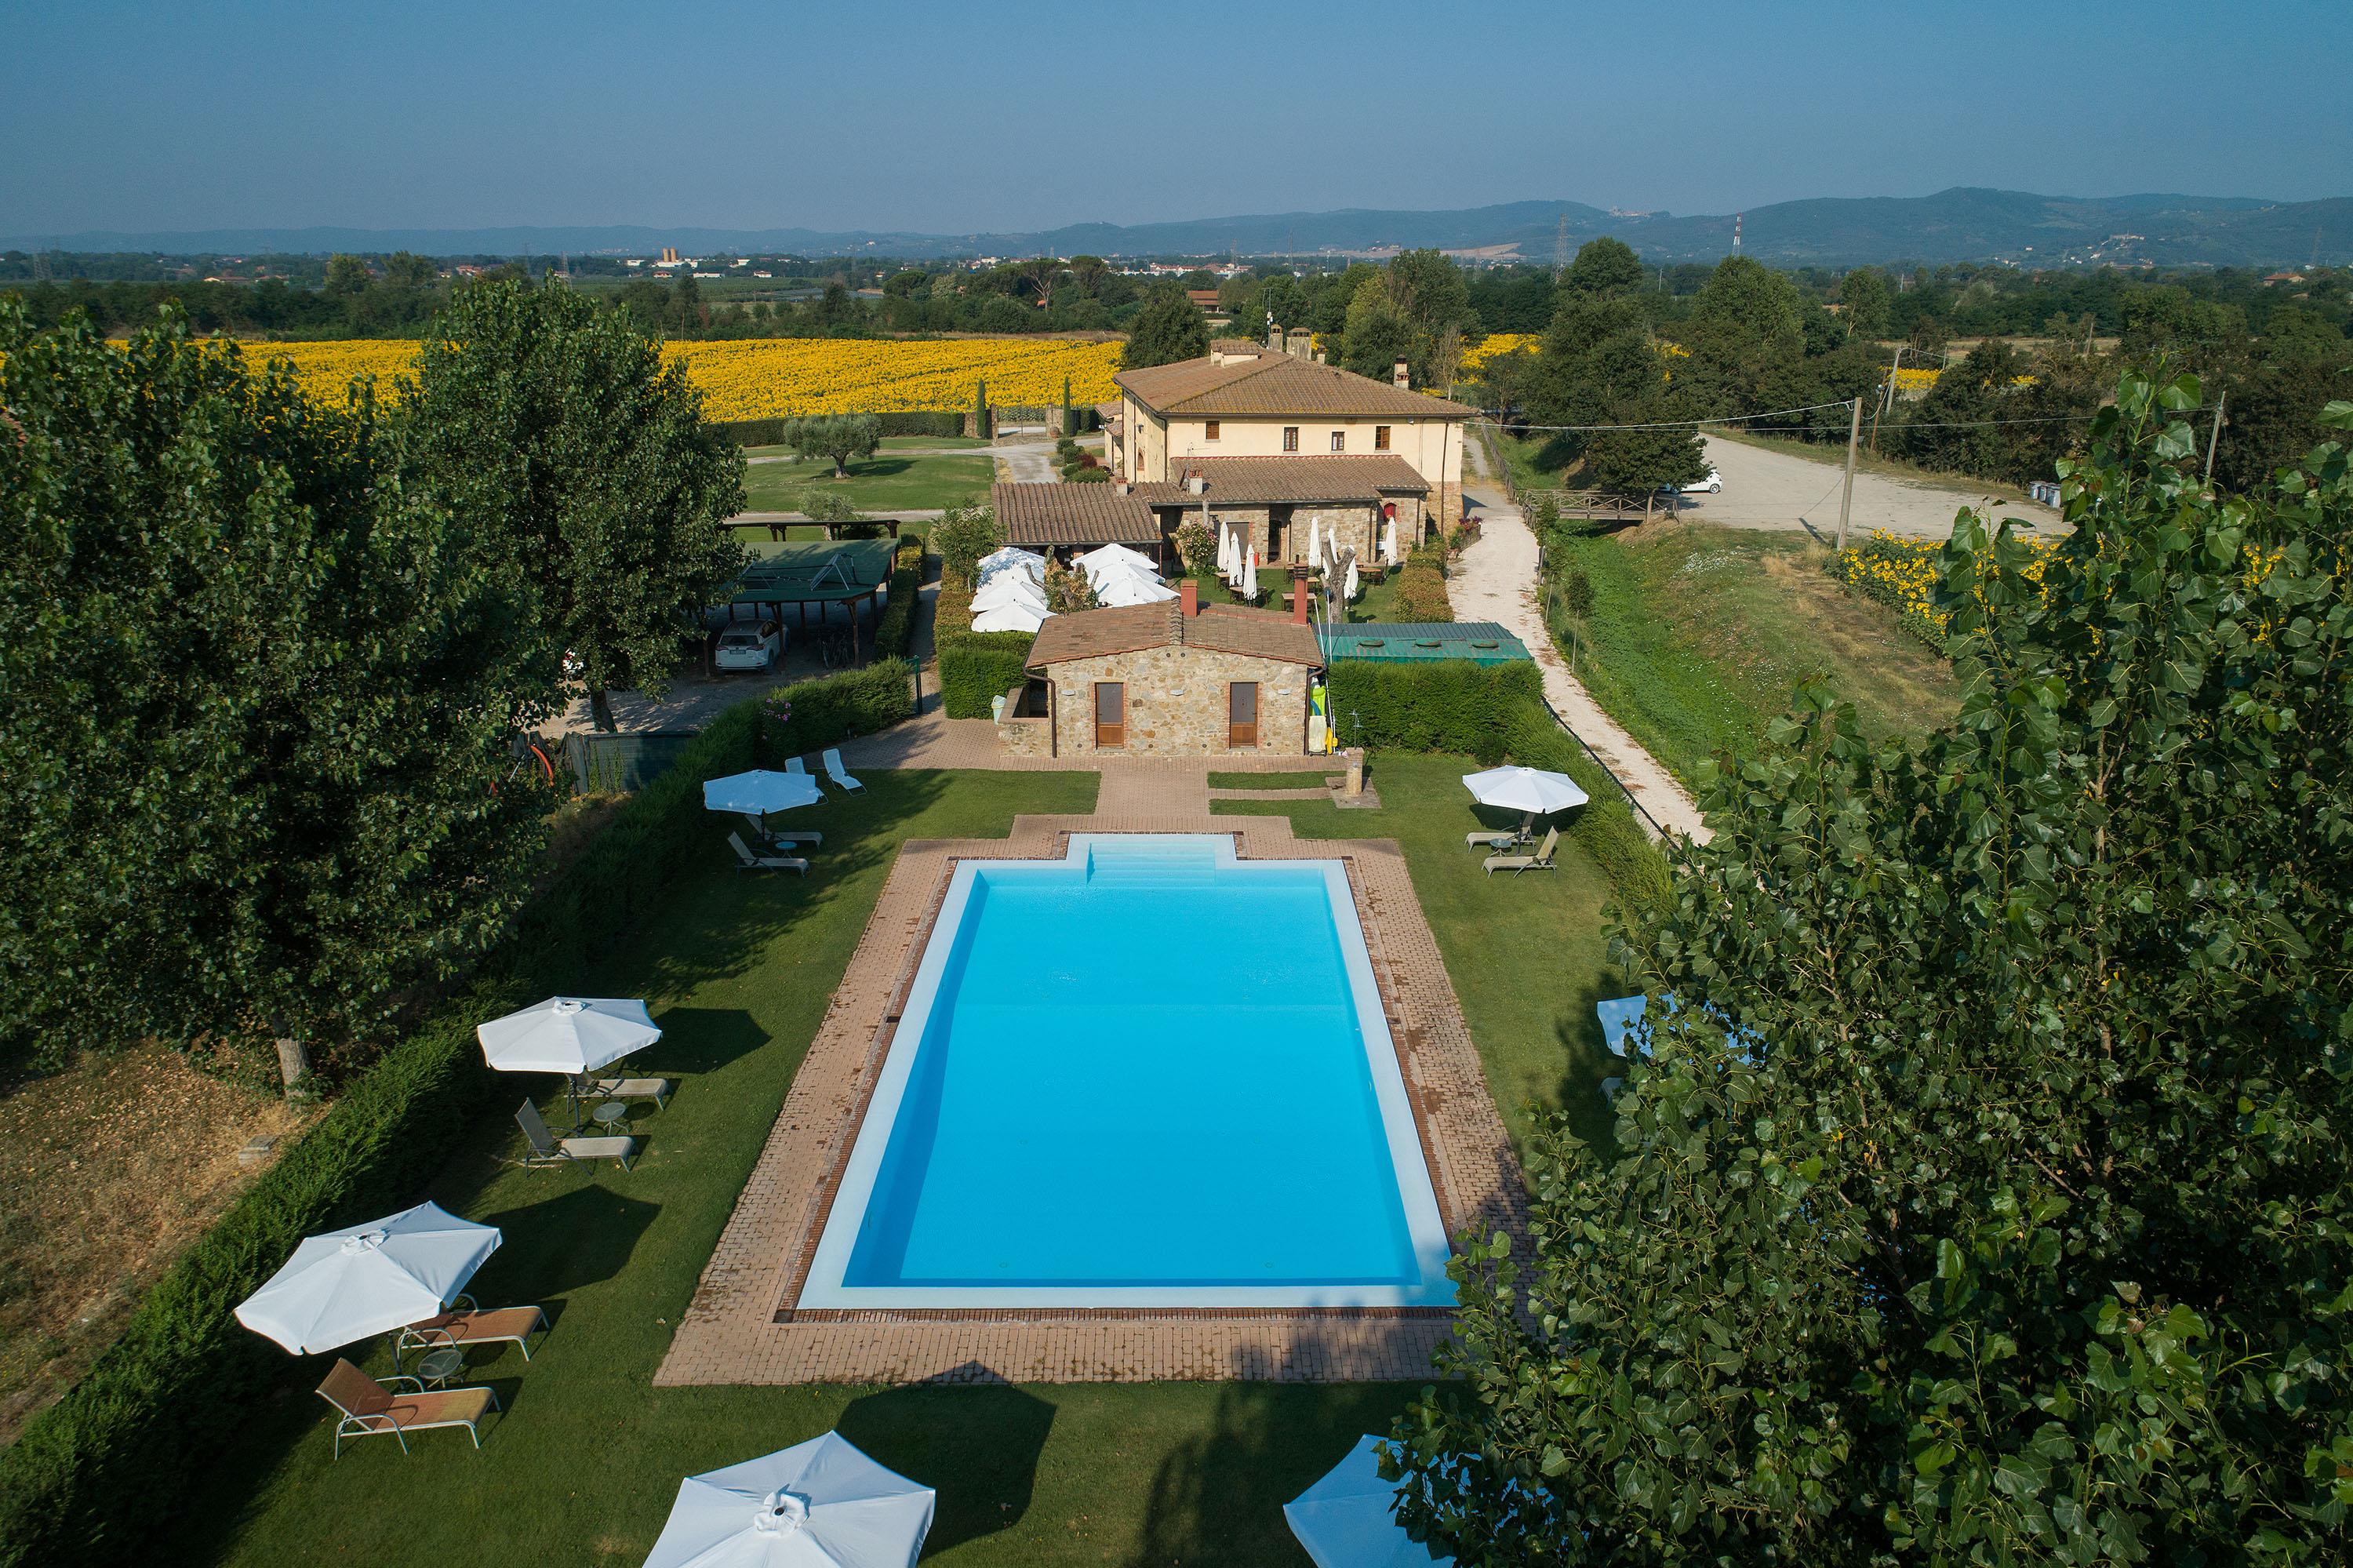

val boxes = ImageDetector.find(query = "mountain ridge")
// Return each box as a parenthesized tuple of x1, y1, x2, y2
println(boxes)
(9, 188, 2348, 268)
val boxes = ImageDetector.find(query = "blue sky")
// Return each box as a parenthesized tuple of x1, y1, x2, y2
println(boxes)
(4, 0, 2347, 236)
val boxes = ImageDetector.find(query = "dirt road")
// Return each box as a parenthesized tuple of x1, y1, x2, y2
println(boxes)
(1679, 433, 2067, 542)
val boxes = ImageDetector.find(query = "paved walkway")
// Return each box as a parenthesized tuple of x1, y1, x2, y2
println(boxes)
(656, 809, 1524, 1386)
(1459, 454, 1711, 842)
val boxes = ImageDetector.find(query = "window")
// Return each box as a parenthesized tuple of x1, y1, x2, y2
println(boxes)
(1093, 682, 1126, 748)
(1204, 420, 1220, 442)
(1329, 430, 1344, 452)
(1374, 424, 1391, 450)
(1282, 426, 1299, 453)
(1227, 682, 1260, 748)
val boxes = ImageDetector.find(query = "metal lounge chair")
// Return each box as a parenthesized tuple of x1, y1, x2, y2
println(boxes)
(573, 1070, 672, 1110)
(737, 812, 822, 850)
(728, 831, 809, 875)
(1483, 826, 1560, 877)
(315, 1359, 499, 1458)
(1464, 828, 1518, 851)
(515, 1099, 637, 1170)
(784, 755, 820, 788)
(398, 1297, 549, 1365)
(822, 748, 864, 794)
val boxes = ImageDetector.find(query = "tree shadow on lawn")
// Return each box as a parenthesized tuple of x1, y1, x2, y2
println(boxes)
(1125, 1378, 1425, 1567)
(468, 1183, 662, 1309)
(836, 1368, 1056, 1555)
(1551, 970, 1624, 1151)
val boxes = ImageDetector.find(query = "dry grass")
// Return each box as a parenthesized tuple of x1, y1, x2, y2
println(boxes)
(0, 1046, 316, 1442)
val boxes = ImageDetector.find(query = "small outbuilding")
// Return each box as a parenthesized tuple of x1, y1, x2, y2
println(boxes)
(1001, 581, 1326, 758)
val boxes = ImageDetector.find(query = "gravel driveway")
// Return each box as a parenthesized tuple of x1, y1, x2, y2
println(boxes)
(1676, 434, 2068, 542)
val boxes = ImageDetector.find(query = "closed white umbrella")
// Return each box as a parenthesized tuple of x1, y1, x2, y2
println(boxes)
(1217, 522, 1235, 578)
(234, 1202, 501, 1356)
(643, 1432, 936, 1568)
(1305, 517, 1323, 573)
(1343, 558, 1361, 602)
(478, 995, 663, 1075)
(703, 769, 824, 820)
(971, 599, 1049, 633)
(1284, 1436, 1453, 1568)
(1245, 543, 1260, 598)
(1092, 569, 1177, 607)
(1381, 515, 1398, 564)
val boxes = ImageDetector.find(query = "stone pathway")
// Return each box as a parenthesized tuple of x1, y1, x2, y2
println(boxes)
(1458, 454, 1711, 843)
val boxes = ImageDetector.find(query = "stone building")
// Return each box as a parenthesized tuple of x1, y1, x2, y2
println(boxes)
(1101, 340, 1474, 558)
(998, 581, 1326, 759)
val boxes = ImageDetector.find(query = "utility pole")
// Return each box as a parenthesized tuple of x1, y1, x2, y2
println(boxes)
(2203, 390, 2228, 488)
(1837, 396, 1862, 552)
(1869, 344, 1904, 455)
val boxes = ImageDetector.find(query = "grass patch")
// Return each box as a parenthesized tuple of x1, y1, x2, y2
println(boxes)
(1214, 754, 1624, 1148)
(744, 450, 993, 514)
(743, 435, 989, 457)
(1495, 431, 1572, 493)
(1207, 771, 1331, 790)
(193, 766, 1447, 1568)
(1547, 524, 1963, 786)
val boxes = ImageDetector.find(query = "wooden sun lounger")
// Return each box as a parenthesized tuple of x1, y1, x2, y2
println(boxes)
(316, 1359, 499, 1458)
(1483, 826, 1560, 877)
(398, 1297, 548, 1363)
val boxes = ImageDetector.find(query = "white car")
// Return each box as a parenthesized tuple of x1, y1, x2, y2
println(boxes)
(713, 620, 784, 673)
(1682, 469, 1723, 495)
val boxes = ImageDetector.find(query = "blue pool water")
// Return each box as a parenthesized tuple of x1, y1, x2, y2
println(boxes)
(796, 835, 1454, 1308)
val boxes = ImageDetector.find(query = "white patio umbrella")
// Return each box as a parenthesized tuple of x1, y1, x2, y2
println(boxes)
(703, 769, 824, 820)
(643, 1432, 936, 1568)
(974, 546, 1046, 584)
(1075, 542, 1158, 580)
(1217, 522, 1235, 577)
(1381, 515, 1399, 564)
(971, 573, 1049, 611)
(1343, 557, 1361, 603)
(478, 995, 664, 1076)
(1305, 517, 1324, 575)
(1244, 543, 1261, 598)
(1092, 569, 1178, 606)
(1463, 765, 1589, 820)
(234, 1202, 501, 1356)
(971, 598, 1049, 633)
(1284, 1436, 1453, 1568)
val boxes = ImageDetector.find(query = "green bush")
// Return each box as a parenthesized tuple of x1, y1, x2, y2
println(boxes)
(933, 584, 974, 638)
(0, 676, 913, 1568)
(1388, 548, 1453, 621)
(1066, 465, 1111, 483)
(1499, 704, 1671, 912)
(937, 631, 1035, 719)
(1326, 660, 1539, 760)
(871, 536, 924, 658)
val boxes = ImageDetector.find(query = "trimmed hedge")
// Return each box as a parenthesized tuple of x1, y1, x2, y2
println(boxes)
(933, 584, 974, 638)
(871, 537, 924, 659)
(937, 632, 1035, 719)
(1326, 660, 1541, 762)
(1389, 548, 1453, 622)
(0, 675, 912, 1568)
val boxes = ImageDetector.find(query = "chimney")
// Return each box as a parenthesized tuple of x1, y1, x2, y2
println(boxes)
(1291, 582, 1311, 625)
(1267, 324, 1282, 352)
(1180, 579, 1198, 618)
(1392, 358, 1410, 389)
(1187, 473, 1208, 495)
(1114, 481, 1130, 495)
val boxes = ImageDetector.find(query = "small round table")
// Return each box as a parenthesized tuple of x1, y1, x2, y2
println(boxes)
(413, 1348, 467, 1389)
(592, 1100, 629, 1131)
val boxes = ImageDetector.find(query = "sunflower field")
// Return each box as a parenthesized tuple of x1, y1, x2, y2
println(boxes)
(1831, 527, 2058, 640)
(226, 337, 1127, 417)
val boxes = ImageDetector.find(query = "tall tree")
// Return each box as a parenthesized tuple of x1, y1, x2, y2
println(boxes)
(398, 279, 746, 732)
(0, 303, 550, 1087)
(1838, 264, 1893, 339)
(1393, 371, 2353, 1565)
(1123, 284, 1211, 369)
(782, 413, 882, 479)
(322, 253, 372, 294)
(1563, 235, 1643, 298)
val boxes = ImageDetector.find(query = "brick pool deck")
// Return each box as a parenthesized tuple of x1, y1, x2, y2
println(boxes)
(656, 801, 1528, 1386)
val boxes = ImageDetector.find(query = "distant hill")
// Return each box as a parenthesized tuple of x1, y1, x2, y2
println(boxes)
(11, 188, 2348, 268)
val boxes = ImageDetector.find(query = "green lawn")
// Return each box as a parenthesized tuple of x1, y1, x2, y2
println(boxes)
(1547, 524, 1963, 787)
(1207, 771, 1332, 790)
(744, 450, 993, 514)
(1495, 431, 1573, 493)
(1185, 569, 1406, 624)
(743, 435, 990, 457)
(1214, 754, 1626, 1149)
(195, 768, 1450, 1568)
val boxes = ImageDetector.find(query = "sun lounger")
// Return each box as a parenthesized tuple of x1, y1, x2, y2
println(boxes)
(316, 1358, 499, 1458)
(1483, 826, 1559, 877)
(515, 1099, 637, 1170)
(398, 1297, 548, 1364)
(784, 756, 818, 787)
(729, 831, 809, 875)
(739, 812, 822, 849)
(574, 1071, 672, 1110)
(822, 748, 864, 794)
(1464, 828, 1518, 851)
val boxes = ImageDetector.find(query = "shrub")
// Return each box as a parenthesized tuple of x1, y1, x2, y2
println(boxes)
(937, 631, 1035, 719)
(1066, 466, 1111, 483)
(1174, 518, 1216, 576)
(871, 536, 924, 659)
(1388, 548, 1454, 621)
(933, 584, 974, 638)
(0, 675, 918, 1568)
(932, 503, 1002, 588)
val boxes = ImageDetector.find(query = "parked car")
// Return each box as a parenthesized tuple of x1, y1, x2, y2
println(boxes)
(1682, 469, 1724, 495)
(714, 620, 784, 673)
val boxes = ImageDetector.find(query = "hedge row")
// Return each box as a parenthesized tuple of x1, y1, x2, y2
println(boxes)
(937, 632, 1036, 719)
(1499, 704, 1672, 912)
(707, 410, 966, 446)
(933, 584, 974, 638)
(871, 537, 925, 660)
(1326, 660, 1541, 762)
(0, 674, 913, 1568)
(1389, 548, 1453, 622)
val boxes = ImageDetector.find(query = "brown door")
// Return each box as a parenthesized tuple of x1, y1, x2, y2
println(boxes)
(1093, 682, 1126, 748)
(1227, 681, 1260, 748)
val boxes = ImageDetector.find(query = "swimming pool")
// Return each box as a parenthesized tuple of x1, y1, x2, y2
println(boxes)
(796, 835, 1456, 1309)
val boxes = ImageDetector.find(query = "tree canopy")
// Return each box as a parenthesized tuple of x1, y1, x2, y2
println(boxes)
(783, 412, 882, 478)
(1392, 371, 2353, 1564)
(1122, 284, 1211, 369)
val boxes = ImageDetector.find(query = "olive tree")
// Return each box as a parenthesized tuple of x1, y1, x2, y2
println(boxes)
(398, 279, 746, 731)
(783, 413, 882, 479)
(1393, 371, 2353, 1563)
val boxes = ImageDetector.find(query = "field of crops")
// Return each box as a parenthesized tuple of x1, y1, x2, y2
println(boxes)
(226, 337, 1127, 417)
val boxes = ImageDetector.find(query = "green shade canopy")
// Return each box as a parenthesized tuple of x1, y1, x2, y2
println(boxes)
(1322, 622, 1532, 665)
(720, 540, 896, 606)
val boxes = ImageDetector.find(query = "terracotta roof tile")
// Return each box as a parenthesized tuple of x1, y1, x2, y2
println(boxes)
(1115, 354, 1474, 419)
(991, 482, 1162, 546)
(1026, 600, 1324, 669)
(1131, 455, 1430, 506)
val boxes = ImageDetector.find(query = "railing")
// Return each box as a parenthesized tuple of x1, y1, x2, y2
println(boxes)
(1537, 695, 1671, 844)
(565, 729, 702, 795)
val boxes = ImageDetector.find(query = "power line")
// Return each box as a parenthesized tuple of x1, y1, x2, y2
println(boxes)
(1471, 398, 1858, 432)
